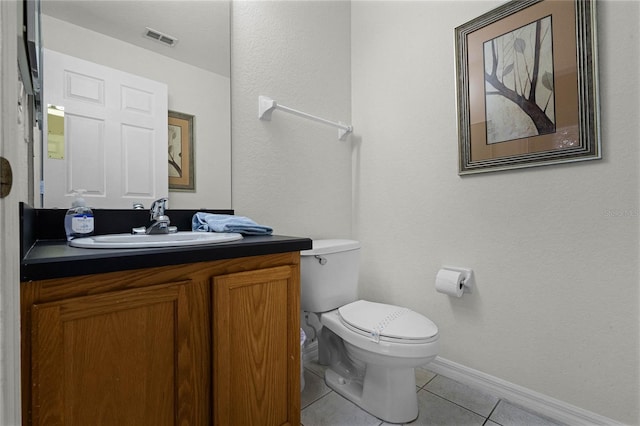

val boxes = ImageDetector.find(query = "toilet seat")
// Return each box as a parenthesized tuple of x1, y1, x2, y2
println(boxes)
(338, 300, 438, 344)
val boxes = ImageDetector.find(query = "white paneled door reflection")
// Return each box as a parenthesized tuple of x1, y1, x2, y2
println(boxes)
(43, 49, 167, 209)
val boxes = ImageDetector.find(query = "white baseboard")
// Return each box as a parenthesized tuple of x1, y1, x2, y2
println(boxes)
(429, 357, 623, 426)
(303, 342, 621, 426)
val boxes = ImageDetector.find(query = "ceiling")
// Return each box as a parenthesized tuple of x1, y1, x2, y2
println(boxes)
(40, 0, 230, 77)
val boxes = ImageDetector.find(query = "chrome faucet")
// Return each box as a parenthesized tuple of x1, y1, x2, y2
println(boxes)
(148, 198, 179, 234)
(150, 198, 168, 221)
(132, 198, 177, 235)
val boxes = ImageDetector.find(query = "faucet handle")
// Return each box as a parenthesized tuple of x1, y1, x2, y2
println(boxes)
(150, 198, 168, 220)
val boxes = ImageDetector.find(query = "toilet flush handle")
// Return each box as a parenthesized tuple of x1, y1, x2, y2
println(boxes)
(314, 255, 327, 265)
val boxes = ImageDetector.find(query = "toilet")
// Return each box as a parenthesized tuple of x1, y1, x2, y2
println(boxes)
(300, 239, 439, 424)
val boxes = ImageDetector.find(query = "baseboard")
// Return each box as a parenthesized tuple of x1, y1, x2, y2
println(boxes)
(302, 343, 622, 425)
(429, 357, 623, 426)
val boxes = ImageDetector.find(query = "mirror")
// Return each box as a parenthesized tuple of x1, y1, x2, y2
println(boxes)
(38, 0, 231, 209)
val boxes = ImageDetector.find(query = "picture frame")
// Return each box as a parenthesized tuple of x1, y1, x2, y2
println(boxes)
(455, 0, 600, 175)
(168, 110, 195, 191)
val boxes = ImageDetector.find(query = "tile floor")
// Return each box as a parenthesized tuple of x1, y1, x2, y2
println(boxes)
(301, 360, 565, 426)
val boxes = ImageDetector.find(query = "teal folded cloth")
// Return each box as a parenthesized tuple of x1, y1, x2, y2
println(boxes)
(192, 212, 273, 235)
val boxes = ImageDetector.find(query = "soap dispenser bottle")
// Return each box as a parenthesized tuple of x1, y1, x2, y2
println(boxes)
(64, 190, 94, 241)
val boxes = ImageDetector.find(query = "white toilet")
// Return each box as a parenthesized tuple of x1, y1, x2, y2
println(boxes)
(300, 239, 439, 424)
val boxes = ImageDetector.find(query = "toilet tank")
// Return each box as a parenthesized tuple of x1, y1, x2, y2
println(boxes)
(300, 239, 360, 313)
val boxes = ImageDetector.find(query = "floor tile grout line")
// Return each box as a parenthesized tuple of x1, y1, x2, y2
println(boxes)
(301, 390, 333, 411)
(303, 368, 564, 426)
(421, 388, 490, 421)
(305, 369, 491, 422)
(481, 398, 503, 426)
(301, 389, 336, 412)
(301, 369, 334, 409)
(417, 371, 439, 390)
(304, 365, 326, 380)
(421, 372, 508, 420)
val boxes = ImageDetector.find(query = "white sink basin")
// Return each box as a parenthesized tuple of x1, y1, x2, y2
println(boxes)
(69, 231, 243, 249)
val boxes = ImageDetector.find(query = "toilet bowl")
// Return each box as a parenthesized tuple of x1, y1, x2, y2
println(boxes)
(300, 240, 440, 424)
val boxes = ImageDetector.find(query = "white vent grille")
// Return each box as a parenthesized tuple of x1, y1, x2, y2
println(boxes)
(144, 27, 178, 47)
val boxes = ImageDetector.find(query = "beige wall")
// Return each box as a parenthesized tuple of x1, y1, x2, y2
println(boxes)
(1, 1, 637, 425)
(351, 1, 639, 424)
(231, 1, 353, 237)
(232, 0, 638, 424)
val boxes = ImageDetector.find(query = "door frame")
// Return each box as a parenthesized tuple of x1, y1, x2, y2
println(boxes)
(1, 1, 32, 424)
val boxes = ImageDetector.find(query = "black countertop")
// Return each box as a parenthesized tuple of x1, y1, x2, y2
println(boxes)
(20, 203, 312, 282)
(21, 235, 312, 281)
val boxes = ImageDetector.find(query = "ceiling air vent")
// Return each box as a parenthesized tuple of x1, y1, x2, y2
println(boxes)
(144, 27, 178, 47)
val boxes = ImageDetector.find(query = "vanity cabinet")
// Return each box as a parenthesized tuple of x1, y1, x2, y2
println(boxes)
(29, 281, 197, 425)
(21, 252, 301, 426)
(213, 266, 299, 425)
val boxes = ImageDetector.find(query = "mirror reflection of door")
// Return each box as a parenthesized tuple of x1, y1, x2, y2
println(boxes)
(39, 1, 232, 209)
(43, 49, 168, 209)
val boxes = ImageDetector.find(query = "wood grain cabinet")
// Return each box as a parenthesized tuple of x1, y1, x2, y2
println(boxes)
(21, 253, 301, 426)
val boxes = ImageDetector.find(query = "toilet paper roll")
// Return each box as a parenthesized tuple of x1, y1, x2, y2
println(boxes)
(435, 269, 465, 297)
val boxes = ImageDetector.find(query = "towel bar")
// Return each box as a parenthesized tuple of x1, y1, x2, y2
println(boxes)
(258, 96, 353, 140)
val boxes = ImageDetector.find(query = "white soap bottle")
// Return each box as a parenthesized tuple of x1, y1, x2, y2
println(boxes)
(64, 190, 94, 241)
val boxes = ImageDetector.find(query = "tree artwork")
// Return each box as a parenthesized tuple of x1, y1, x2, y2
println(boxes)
(168, 124, 183, 178)
(484, 16, 556, 144)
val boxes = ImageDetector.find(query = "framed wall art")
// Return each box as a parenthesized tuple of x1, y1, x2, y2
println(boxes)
(455, 0, 600, 175)
(168, 110, 195, 191)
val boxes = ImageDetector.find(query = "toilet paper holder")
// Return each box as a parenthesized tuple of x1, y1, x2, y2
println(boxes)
(441, 266, 474, 294)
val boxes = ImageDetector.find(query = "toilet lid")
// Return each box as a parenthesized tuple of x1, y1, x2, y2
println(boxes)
(338, 300, 438, 343)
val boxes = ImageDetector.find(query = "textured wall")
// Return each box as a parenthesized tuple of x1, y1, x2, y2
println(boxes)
(351, 1, 639, 423)
(231, 0, 639, 422)
(231, 1, 352, 238)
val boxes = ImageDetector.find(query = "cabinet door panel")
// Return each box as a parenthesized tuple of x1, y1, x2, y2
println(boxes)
(30, 282, 193, 426)
(214, 265, 300, 426)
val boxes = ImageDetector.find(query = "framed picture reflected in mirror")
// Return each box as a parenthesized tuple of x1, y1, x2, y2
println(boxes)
(168, 110, 195, 191)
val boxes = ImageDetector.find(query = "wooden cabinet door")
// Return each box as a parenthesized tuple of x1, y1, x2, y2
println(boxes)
(29, 281, 195, 426)
(213, 266, 300, 426)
